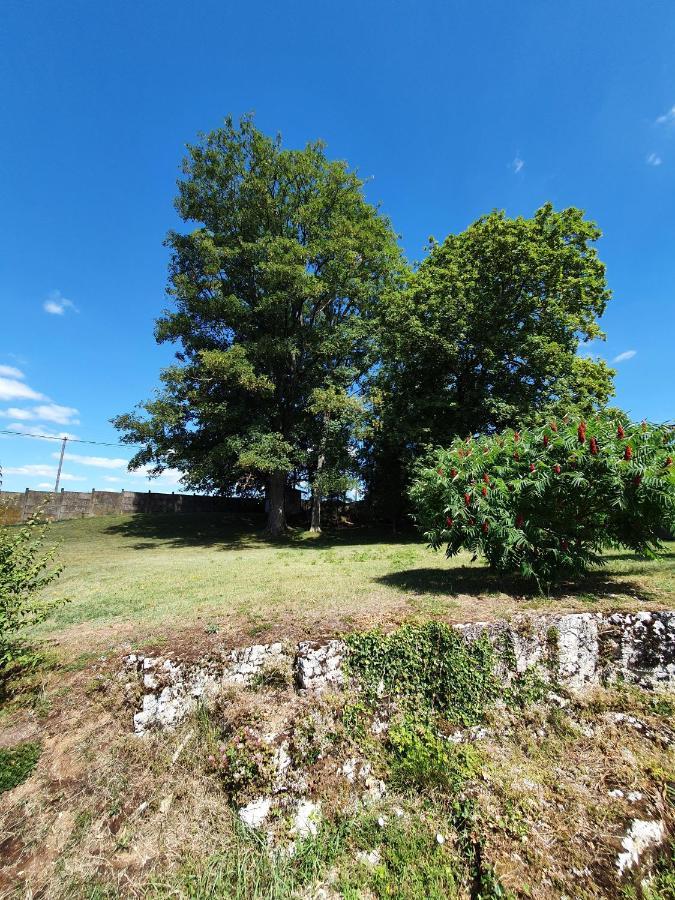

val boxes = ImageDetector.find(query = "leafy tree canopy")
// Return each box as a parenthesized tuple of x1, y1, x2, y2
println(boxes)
(365, 204, 616, 525)
(113, 116, 403, 534)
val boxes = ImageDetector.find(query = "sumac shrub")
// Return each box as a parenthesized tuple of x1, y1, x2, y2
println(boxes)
(410, 415, 675, 589)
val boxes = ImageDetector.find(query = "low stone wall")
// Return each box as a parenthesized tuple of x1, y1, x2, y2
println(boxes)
(123, 610, 675, 735)
(0, 488, 264, 525)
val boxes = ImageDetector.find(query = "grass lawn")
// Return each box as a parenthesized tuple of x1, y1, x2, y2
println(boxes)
(33, 513, 675, 654)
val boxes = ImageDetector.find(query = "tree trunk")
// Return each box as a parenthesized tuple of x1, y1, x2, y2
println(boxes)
(265, 472, 287, 537)
(309, 452, 325, 533)
(309, 491, 321, 533)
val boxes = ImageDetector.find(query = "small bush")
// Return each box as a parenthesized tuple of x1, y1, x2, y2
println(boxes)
(388, 717, 482, 792)
(0, 501, 66, 673)
(207, 725, 276, 801)
(0, 741, 41, 794)
(410, 414, 675, 589)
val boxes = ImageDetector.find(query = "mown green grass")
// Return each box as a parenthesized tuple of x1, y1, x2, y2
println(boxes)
(32, 513, 675, 645)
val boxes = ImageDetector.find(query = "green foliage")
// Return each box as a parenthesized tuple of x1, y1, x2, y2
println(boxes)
(113, 114, 403, 534)
(410, 414, 675, 589)
(0, 741, 41, 794)
(0, 506, 66, 672)
(388, 716, 482, 792)
(345, 621, 498, 726)
(206, 726, 276, 801)
(366, 203, 615, 525)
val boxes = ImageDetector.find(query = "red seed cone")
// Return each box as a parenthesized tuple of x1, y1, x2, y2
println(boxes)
(464, 493, 471, 506)
(482, 473, 490, 484)
(624, 445, 633, 461)
(617, 424, 625, 439)
(481, 521, 489, 534)
(481, 486, 488, 497)
(578, 421, 587, 444)
(446, 517, 453, 527)
(553, 464, 561, 474)
(589, 437, 599, 455)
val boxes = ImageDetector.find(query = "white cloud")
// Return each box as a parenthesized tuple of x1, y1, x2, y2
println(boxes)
(1, 403, 80, 425)
(0, 365, 24, 379)
(646, 152, 662, 166)
(511, 156, 525, 174)
(3, 464, 84, 482)
(656, 105, 675, 125)
(0, 377, 45, 402)
(7, 423, 79, 440)
(613, 350, 637, 363)
(0, 407, 33, 420)
(32, 404, 80, 425)
(58, 451, 128, 469)
(43, 290, 78, 316)
(102, 476, 123, 483)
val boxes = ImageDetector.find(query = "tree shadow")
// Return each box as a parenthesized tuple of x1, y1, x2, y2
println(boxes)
(375, 565, 661, 603)
(104, 513, 419, 552)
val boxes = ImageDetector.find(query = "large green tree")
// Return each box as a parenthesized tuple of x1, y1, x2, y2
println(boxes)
(365, 204, 616, 527)
(113, 116, 402, 535)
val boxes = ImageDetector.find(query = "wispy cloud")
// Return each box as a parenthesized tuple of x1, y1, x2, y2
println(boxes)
(1, 403, 80, 425)
(0, 407, 33, 420)
(102, 476, 123, 483)
(6, 423, 79, 440)
(0, 377, 45, 402)
(3, 464, 84, 482)
(646, 152, 662, 166)
(613, 350, 637, 363)
(43, 290, 78, 316)
(511, 156, 525, 174)
(0, 365, 25, 379)
(656, 104, 675, 125)
(58, 451, 128, 469)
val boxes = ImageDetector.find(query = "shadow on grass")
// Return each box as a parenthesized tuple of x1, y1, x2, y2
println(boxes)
(375, 565, 662, 602)
(104, 513, 419, 552)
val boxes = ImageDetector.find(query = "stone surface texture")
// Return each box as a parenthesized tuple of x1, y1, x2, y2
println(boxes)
(125, 611, 675, 734)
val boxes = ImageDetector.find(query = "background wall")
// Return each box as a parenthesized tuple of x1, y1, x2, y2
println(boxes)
(0, 489, 267, 525)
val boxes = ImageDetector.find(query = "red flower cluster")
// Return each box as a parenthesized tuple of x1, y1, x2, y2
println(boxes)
(553, 464, 561, 475)
(482, 473, 490, 484)
(543, 434, 550, 447)
(481, 486, 488, 497)
(450, 467, 457, 478)
(514, 431, 520, 442)
(666, 457, 673, 467)
(624, 445, 633, 461)
(514, 451, 520, 461)
(550, 421, 558, 432)
(464, 493, 471, 506)
(578, 420, 587, 444)
(516, 514, 524, 528)
(633, 475, 642, 487)
(481, 521, 489, 534)
(437, 467, 444, 475)
(617, 424, 625, 439)
(529, 463, 536, 472)
(589, 437, 599, 455)
(446, 517, 453, 527)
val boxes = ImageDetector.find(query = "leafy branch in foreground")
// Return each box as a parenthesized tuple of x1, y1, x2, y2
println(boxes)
(410, 414, 675, 589)
(0, 503, 66, 672)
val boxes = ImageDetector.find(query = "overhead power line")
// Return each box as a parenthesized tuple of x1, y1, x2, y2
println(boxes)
(0, 428, 142, 448)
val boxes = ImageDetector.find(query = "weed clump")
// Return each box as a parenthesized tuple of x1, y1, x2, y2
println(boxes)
(0, 741, 41, 795)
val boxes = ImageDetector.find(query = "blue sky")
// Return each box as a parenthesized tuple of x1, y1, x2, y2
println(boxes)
(1, 0, 674, 493)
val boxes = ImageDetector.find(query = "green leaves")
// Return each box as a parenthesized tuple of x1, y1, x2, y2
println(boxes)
(0, 506, 66, 673)
(410, 415, 675, 589)
(113, 115, 402, 532)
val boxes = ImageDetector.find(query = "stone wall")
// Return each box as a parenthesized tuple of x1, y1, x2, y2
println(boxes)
(0, 488, 265, 525)
(124, 610, 675, 735)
